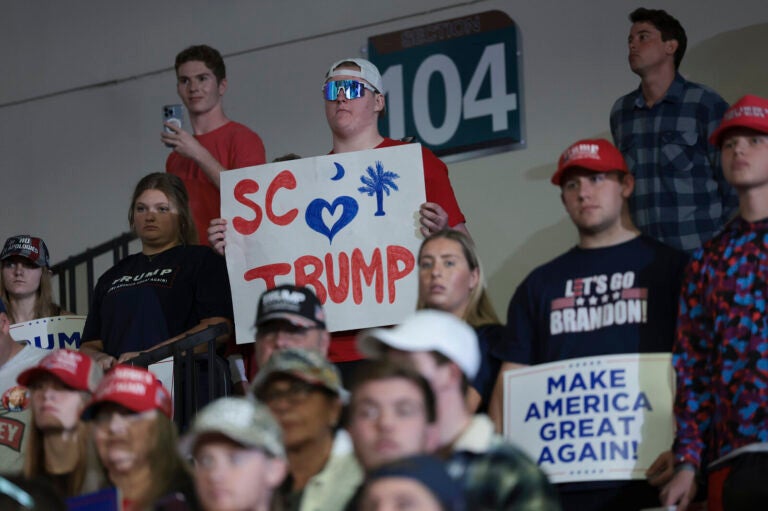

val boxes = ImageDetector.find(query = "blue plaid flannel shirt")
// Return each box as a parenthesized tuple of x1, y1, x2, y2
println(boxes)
(610, 73, 737, 253)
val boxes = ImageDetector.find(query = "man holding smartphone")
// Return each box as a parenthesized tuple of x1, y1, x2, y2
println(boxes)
(162, 44, 266, 245)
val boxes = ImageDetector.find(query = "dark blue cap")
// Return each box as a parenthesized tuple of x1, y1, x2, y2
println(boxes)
(365, 455, 464, 511)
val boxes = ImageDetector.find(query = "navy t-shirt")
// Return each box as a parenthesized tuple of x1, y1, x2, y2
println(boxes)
(492, 235, 688, 508)
(472, 323, 503, 414)
(494, 236, 688, 365)
(82, 245, 233, 357)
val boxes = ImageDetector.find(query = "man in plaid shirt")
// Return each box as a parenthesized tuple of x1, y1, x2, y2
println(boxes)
(610, 8, 737, 253)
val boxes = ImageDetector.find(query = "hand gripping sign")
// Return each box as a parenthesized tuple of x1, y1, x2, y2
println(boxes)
(221, 144, 426, 343)
(503, 353, 675, 484)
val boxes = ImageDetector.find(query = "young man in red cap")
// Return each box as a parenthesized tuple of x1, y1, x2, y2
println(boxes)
(662, 95, 768, 511)
(0, 299, 48, 472)
(490, 139, 688, 510)
(17, 350, 104, 496)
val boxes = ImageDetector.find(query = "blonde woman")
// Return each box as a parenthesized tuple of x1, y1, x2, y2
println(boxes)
(416, 229, 503, 413)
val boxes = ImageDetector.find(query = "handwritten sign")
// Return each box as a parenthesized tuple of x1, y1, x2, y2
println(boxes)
(503, 353, 674, 483)
(221, 144, 426, 343)
(10, 315, 86, 350)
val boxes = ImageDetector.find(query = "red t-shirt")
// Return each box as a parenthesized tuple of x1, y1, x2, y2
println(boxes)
(376, 138, 466, 227)
(166, 121, 266, 244)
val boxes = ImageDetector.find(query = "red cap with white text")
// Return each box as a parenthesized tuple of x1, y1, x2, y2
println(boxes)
(18, 349, 103, 392)
(551, 139, 628, 186)
(709, 95, 768, 147)
(81, 365, 172, 419)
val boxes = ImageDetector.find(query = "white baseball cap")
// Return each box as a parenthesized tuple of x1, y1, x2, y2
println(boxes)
(325, 57, 383, 92)
(357, 310, 480, 379)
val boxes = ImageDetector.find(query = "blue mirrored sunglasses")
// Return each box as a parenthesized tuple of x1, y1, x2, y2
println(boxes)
(323, 79, 377, 101)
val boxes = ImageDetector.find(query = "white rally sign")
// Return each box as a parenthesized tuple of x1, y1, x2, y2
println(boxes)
(10, 315, 87, 350)
(503, 353, 674, 483)
(221, 144, 426, 343)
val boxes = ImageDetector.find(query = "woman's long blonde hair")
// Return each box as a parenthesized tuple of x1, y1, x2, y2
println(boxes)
(24, 393, 104, 498)
(131, 413, 190, 509)
(416, 229, 500, 327)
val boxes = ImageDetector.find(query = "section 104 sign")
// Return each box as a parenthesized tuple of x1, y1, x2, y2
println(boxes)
(368, 10, 523, 162)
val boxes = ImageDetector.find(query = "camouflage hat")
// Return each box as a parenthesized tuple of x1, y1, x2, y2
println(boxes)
(179, 397, 285, 459)
(250, 348, 344, 398)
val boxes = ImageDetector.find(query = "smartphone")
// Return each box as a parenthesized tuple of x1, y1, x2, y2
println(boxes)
(162, 104, 184, 147)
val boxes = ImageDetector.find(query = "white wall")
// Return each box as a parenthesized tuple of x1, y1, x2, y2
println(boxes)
(1, 0, 766, 314)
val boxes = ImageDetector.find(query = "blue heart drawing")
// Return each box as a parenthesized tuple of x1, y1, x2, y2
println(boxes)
(305, 196, 359, 244)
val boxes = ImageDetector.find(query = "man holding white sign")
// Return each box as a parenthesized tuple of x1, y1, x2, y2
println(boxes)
(210, 57, 468, 377)
(489, 139, 688, 510)
(322, 57, 468, 238)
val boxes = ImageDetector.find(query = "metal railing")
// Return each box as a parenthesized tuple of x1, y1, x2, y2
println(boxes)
(128, 323, 231, 431)
(50, 233, 230, 430)
(50, 231, 137, 314)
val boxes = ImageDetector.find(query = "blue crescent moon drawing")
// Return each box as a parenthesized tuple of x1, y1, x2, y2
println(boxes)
(331, 162, 345, 181)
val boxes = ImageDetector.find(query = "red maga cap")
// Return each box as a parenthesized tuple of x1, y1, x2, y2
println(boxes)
(551, 139, 628, 186)
(17, 349, 103, 392)
(82, 365, 172, 419)
(709, 95, 768, 147)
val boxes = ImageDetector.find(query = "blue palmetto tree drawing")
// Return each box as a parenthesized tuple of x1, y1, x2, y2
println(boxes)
(358, 160, 400, 216)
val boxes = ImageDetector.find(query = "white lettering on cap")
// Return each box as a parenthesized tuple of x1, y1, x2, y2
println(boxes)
(263, 290, 307, 306)
(563, 144, 599, 162)
(43, 350, 80, 374)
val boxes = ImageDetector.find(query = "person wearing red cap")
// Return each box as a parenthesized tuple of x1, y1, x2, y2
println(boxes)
(81, 365, 199, 511)
(489, 139, 688, 510)
(0, 299, 49, 472)
(1, 235, 70, 324)
(661, 95, 768, 511)
(16, 350, 105, 498)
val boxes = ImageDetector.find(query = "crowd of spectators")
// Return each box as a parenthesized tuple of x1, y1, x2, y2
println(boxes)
(2, 7, 767, 511)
